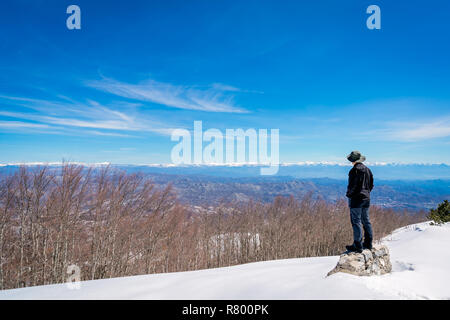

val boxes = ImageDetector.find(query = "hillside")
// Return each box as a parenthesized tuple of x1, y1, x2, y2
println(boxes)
(147, 174, 449, 210)
(1, 222, 449, 300)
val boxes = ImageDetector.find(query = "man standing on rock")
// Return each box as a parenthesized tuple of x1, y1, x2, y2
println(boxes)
(345, 151, 374, 253)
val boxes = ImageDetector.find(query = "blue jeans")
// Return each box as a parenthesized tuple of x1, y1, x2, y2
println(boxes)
(349, 199, 373, 248)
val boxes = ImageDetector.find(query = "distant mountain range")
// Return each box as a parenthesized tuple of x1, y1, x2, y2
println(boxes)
(113, 163, 450, 180)
(3, 162, 449, 180)
(141, 173, 448, 211)
(1, 163, 449, 211)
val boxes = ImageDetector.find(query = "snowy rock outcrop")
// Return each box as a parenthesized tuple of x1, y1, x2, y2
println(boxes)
(327, 244, 392, 277)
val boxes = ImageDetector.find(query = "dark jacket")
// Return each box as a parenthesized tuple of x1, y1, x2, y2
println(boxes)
(346, 163, 374, 207)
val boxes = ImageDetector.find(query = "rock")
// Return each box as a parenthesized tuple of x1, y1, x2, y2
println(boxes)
(327, 244, 392, 277)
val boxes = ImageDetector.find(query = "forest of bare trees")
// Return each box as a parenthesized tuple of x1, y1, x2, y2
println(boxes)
(0, 165, 425, 290)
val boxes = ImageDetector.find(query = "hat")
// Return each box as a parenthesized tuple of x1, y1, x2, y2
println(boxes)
(347, 150, 366, 163)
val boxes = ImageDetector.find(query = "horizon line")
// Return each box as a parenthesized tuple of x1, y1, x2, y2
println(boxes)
(1, 161, 449, 167)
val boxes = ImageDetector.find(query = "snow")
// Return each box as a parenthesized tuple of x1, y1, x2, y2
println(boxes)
(1, 222, 449, 300)
(2, 162, 448, 167)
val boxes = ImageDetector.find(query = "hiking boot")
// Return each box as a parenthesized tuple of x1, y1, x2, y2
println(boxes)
(363, 242, 372, 250)
(363, 238, 373, 250)
(345, 244, 363, 253)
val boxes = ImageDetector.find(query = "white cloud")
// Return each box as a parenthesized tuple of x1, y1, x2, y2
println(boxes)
(211, 83, 242, 92)
(0, 120, 49, 129)
(0, 95, 175, 136)
(211, 83, 264, 94)
(374, 118, 450, 141)
(86, 78, 249, 113)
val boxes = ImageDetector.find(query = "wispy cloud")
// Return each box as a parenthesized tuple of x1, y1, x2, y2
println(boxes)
(86, 78, 249, 113)
(371, 118, 450, 141)
(211, 83, 263, 94)
(86, 130, 137, 138)
(211, 83, 242, 92)
(0, 120, 50, 129)
(0, 95, 175, 136)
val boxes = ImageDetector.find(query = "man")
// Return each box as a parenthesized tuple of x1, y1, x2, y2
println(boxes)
(345, 151, 374, 253)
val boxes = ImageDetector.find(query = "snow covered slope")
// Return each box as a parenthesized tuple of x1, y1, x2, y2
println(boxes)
(1, 222, 449, 300)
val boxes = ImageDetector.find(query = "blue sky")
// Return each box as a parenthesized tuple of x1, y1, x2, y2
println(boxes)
(1, 0, 450, 164)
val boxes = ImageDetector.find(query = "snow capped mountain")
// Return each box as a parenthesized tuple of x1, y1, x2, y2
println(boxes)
(1, 222, 448, 300)
(2, 161, 449, 167)
(0, 162, 112, 167)
(2, 162, 450, 180)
